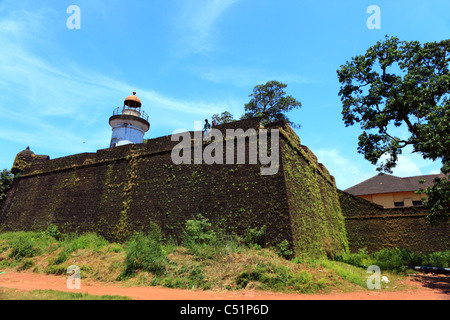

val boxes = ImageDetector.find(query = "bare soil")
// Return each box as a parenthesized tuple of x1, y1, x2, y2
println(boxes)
(0, 271, 449, 300)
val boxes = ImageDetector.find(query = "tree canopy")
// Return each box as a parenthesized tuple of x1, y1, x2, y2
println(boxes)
(0, 169, 13, 207)
(243, 80, 302, 128)
(337, 36, 449, 224)
(212, 111, 234, 125)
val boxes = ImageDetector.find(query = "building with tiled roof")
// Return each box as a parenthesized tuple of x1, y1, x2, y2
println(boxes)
(344, 173, 446, 208)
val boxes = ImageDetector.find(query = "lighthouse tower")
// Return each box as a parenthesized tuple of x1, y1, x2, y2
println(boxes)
(109, 92, 150, 147)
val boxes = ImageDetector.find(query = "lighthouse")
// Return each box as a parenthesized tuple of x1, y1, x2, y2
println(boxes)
(109, 92, 150, 147)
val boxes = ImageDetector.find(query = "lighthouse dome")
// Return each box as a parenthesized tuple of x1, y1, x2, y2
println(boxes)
(124, 92, 141, 108)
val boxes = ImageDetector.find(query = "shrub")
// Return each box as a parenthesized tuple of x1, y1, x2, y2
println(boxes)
(162, 265, 210, 290)
(275, 239, 293, 259)
(372, 248, 406, 270)
(236, 262, 317, 293)
(46, 224, 61, 241)
(183, 214, 216, 245)
(48, 232, 109, 266)
(182, 215, 242, 259)
(335, 248, 372, 268)
(18, 259, 34, 271)
(67, 233, 109, 252)
(422, 251, 450, 268)
(244, 225, 266, 248)
(8, 234, 38, 259)
(335, 248, 450, 271)
(148, 221, 162, 242)
(46, 265, 68, 275)
(119, 229, 167, 279)
(108, 243, 124, 253)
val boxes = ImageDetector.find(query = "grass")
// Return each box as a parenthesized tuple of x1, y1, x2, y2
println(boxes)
(0, 288, 131, 300)
(1, 219, 447, 299)
(0, 230, 126, 281)
(119, 230, 167, 280)
(335, 247, 450, 272)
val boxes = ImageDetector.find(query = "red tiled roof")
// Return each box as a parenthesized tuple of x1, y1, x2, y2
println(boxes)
(344, 173, 446, 196)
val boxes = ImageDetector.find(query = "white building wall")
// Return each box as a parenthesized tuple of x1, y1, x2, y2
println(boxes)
(110, 120, 148, 147)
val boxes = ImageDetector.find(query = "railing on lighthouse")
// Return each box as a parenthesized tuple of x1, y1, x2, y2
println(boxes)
(112, 107, 149, 122)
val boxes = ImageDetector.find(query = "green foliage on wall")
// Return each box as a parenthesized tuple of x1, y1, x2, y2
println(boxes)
(339, 190, 450, 253)
(280, 138, 348, 259)
(10, 119, 446, 257)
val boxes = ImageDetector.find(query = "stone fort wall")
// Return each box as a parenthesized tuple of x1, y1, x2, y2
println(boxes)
(2, 117, 446, 255)
(0, 118, 349, 258)
(339, 190, 449, 253)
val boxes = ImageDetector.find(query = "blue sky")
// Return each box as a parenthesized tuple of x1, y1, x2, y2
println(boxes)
(0, 0, 448, 190)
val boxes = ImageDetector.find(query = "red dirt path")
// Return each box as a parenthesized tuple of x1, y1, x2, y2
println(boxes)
(0, 271, 449, 300)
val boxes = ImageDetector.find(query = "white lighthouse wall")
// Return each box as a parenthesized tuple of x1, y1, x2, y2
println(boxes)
(110, 121, 147, 147)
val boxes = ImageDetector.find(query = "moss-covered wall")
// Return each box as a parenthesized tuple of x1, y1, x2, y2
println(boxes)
(339, 190, 449, 253)
(0, 118, 349, 258)
(277, 124, 348, 258)
(2, 118, 445, 255)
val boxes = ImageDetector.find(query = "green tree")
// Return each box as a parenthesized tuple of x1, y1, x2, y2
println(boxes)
(212, 111, 234, 125)
(0, 169, 13, 207)
(243, 80, 302, 128)
(337, 36, 450, 224)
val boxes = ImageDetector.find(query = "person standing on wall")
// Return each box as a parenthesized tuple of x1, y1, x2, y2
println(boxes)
(203, 119, 211, 139)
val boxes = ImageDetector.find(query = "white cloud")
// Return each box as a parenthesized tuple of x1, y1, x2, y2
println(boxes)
(314, 148, 375, 190)
(377, 154, 423, 177)
(428, 168, 442, 174)
(173, 0, 241, 55)
(194, 65, 320, 87)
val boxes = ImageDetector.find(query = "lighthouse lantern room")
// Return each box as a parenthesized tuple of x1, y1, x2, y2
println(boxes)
(109, 92, 150, 147)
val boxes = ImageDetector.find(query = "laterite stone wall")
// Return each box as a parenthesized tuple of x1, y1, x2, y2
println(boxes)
(339, 190, 449, 253)
(277, 124, 348, 258)
(2, 118, 446, 255)
(0, 118, 350, 257)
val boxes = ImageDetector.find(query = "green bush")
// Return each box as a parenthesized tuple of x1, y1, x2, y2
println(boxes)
(45, 265, 68, 275)
(49, 232, 109, 266)
(422, 251, 450, 268)
(335, 248, 371, 267)
(119, 229, 167, 279)
(148, 221, 163, 243)
(335, 248, 450, 271)
(183, 214, 217, 245)
(236, 262, 318, 293)
(46, 224, 61, 241)
(243, 225, 266, 248)
(182, 215, 242, 259)
(8, 234, 38, 259)
(66, 233, 109, 251)
(275, 239, 293, 259)
(18, 259, 34, 271)
(160, 265, 210, 290)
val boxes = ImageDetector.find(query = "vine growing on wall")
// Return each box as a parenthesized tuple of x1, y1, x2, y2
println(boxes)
(114, 151, 140, 242)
